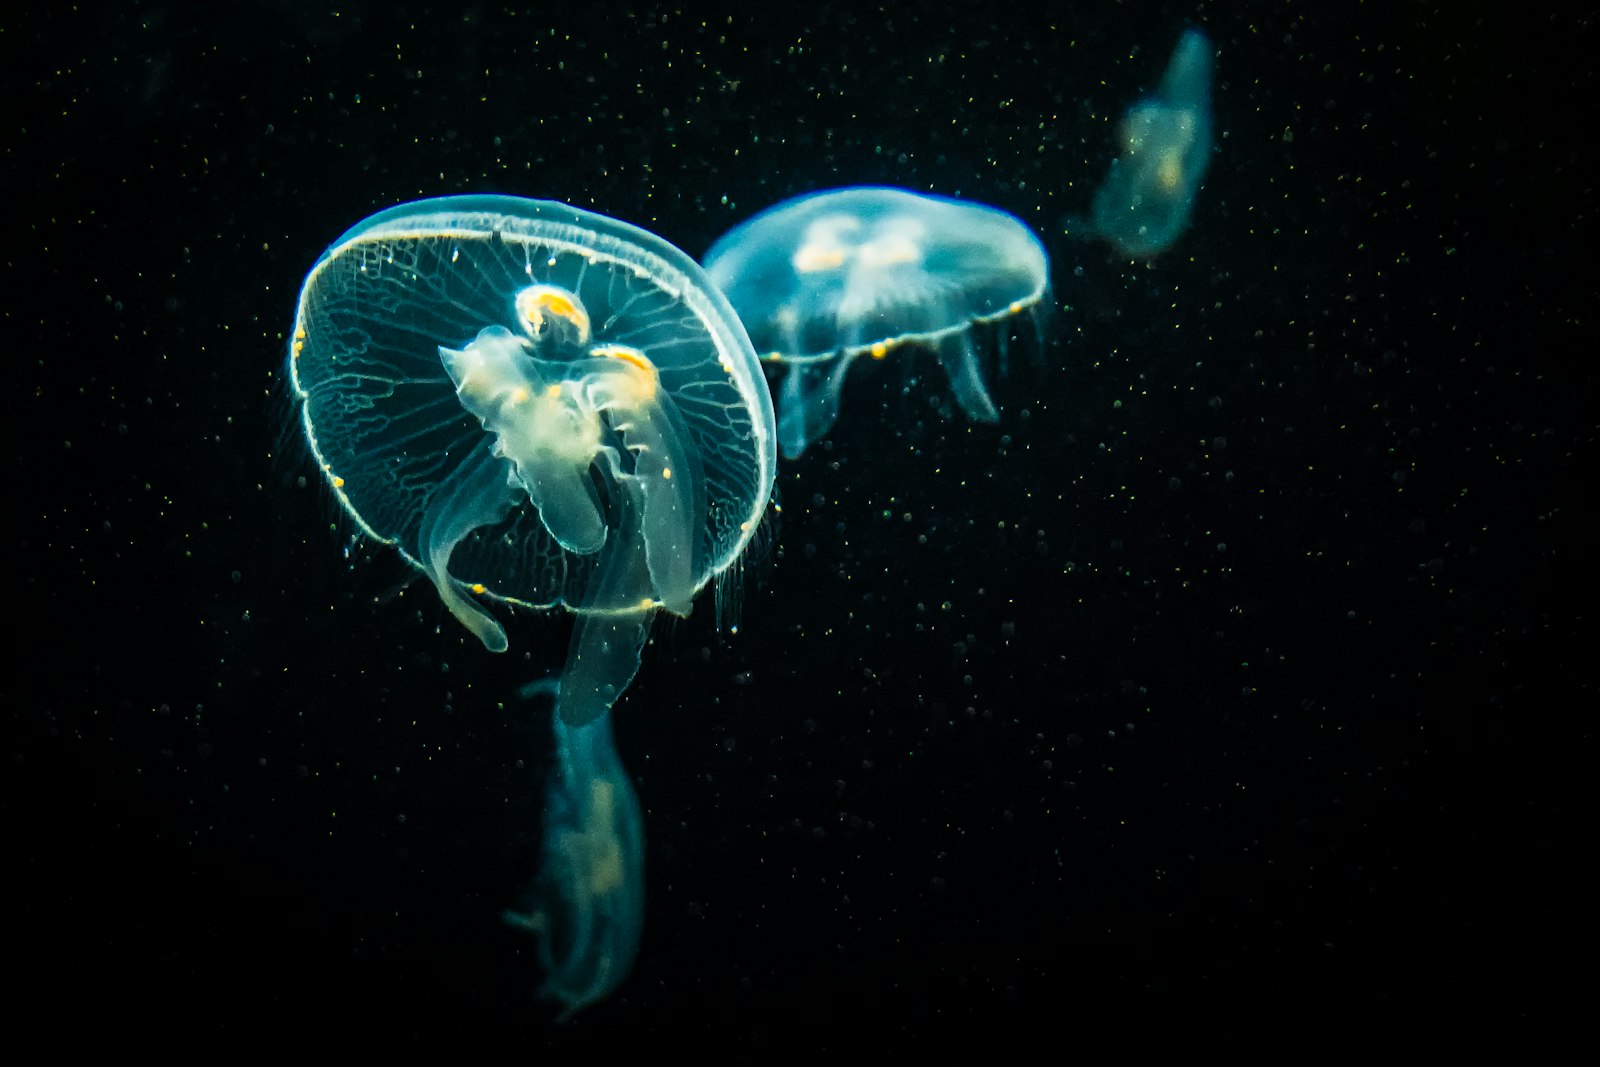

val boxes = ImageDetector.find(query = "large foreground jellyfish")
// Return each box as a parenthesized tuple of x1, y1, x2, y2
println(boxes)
(288, 195, 776, 1015)
(1085, 29, 1215, 257)
(703, 187, 1049, 458)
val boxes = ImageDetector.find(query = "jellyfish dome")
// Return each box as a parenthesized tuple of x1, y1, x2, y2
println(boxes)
(290, 194, 776, 725)
(703, 186, 1049, 458)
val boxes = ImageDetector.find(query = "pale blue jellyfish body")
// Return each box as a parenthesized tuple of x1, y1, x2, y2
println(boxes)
(704, 187, 1049, 458)
(1089, 29, 1215, 256)
(289, 195, 776, 1015)
(506, 683, 644, 1018)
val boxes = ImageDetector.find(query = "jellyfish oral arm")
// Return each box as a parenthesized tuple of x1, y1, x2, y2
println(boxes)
(584, 349, 700, 616)
(417, 444, 518, 654)
(439, 326, 702, 620)
(437, 312, 708, 725)
(551, 423, 670, 729)
(558, 608, 653, 728)
(775, 355, 854, 460)
(935, 334, 1002, 424)
(440, 326, 608, 554)
(438, 326, 703, 726)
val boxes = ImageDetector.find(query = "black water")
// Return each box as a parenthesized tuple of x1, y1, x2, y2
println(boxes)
(6, 0, 1592, 1053)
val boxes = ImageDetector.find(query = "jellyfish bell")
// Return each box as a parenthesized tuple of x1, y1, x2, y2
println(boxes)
(289, 194, 776, 725)
(703, 186, 1050, 457)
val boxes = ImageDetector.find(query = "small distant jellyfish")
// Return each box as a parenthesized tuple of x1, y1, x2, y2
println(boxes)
(288, 195, 776, 1016)
(703, 187, 1050, 458)
(506, 678, 644, 1019)
(1086, 29, 1215, 257)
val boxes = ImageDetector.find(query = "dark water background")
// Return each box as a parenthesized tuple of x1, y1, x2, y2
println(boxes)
(6, 0, 1592, 1052)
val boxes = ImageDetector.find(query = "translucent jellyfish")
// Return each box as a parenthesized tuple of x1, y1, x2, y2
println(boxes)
(1086, 29, 1215, 257)
(505, 679, 645, 1018)
(703, 187, 1050, 458)
(290, 195, 774, 722)
(288, 194, 776, 1015)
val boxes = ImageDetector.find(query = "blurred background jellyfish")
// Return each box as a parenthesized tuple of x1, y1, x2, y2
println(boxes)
(289, 195, 776, 1016)
(1085, 29, 1215, 257)
(703, 187, 1049, 458)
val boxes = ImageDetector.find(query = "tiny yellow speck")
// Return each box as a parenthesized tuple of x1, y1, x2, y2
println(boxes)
(471, 583, 487, 594)
(332, 476, 345, 488)
(870, 341, 890, 359)
(661, 467, 672, 479)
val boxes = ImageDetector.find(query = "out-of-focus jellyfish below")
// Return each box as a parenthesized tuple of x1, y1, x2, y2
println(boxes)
(288, 195, 776, 1016)
(1085, 28, 1215, 257)
(703, 187, 1050, 458)
(506, 679, 644, 1018)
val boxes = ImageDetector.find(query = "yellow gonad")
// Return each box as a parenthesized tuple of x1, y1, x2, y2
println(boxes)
(590, 344, 659, 401)
(517, 283, 593, 345)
